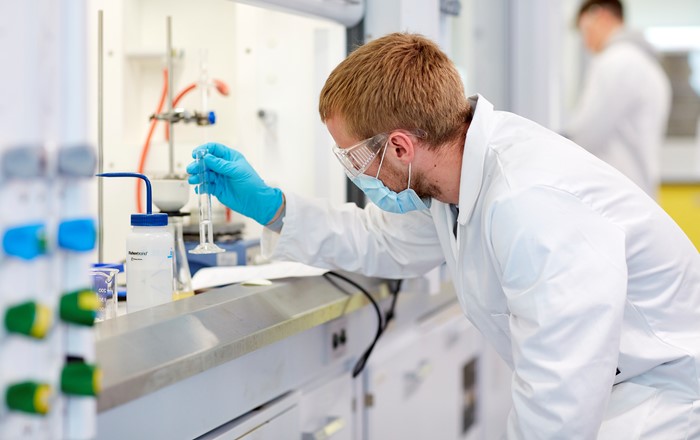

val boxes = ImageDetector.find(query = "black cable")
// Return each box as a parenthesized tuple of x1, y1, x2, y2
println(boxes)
(323, 272, 403, 378)
(322, 272, 354, 296)
(382, 279, 402, 332)
(353, 278, 402, 378)
(323, 272, 382, 377)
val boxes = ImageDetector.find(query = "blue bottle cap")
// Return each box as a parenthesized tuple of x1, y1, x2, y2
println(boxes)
(58, 219, 96, 252)
(130, 213, 168, 227)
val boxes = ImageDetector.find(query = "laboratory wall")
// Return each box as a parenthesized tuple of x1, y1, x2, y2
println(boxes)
(86, 0, 347, 264)
(450, 0, 571, 131)
(628, 0, 700, 27)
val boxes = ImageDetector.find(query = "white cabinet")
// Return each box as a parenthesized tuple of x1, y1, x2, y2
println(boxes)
(362, 305, 482, 440)
(300, 374, 354, 440)
(478, 344, 511, 440)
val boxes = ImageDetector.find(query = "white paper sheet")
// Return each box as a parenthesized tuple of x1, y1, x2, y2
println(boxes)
(191, 261, 328, 290)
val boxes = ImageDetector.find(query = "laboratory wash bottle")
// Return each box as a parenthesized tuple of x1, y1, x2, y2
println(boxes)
(98, 173, 174, 313)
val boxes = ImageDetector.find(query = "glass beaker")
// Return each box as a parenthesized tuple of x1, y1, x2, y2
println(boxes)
(170, 216, 195, 300)
(90, 267, 119, 321)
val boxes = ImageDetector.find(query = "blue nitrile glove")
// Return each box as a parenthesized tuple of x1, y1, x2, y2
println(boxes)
(187, 143, 283, 225)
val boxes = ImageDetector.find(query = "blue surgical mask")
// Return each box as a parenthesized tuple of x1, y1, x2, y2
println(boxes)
(350, 142, 430, 214)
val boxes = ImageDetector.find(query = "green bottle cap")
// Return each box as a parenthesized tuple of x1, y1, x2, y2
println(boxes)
(59, 289, 98, 326)
(4, 301, 52, 339)
(61, 362, 101, 396)
(6, 381, 51, 415)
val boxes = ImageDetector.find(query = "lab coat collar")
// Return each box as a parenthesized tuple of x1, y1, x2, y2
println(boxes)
(457, 94, 494, 225)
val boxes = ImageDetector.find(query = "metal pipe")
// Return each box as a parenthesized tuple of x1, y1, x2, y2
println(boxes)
(345, 20, 367, 207)
(166, 16, 174, 176)
(97, 9, 104, 263)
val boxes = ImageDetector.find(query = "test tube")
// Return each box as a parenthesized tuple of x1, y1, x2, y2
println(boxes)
(189, 150, 225, 254)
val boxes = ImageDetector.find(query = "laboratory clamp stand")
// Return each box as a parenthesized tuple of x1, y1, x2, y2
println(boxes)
(141, 17, 242, 295)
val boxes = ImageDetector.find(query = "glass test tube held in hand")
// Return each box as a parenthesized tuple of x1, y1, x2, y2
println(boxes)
(189, 150, 226, 254)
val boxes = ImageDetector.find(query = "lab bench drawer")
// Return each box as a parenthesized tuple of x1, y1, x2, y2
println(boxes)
(300, 374, 353, 440)
(659, 184, 700, 250)
(196, 392, 301, 440)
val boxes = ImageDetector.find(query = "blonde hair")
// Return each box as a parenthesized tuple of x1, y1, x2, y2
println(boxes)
(319, 33, 470, 148)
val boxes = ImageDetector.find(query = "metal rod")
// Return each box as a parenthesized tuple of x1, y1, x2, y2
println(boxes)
(166, 16, 174, 176)
(97, 9, 104, 263)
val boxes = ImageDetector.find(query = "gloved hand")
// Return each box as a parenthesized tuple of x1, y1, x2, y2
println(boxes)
(187, 143, 283, 225)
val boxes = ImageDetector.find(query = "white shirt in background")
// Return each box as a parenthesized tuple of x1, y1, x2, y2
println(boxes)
(566, 29, 672, 199)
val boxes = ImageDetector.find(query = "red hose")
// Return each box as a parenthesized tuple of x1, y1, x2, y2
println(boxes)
(136, 68, 169, 213)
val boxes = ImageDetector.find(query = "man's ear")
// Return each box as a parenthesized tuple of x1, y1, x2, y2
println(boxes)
(389, 132, 415, 165)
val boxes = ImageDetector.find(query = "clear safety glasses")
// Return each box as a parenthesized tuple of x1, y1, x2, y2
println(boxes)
(332, 133, 390, 178)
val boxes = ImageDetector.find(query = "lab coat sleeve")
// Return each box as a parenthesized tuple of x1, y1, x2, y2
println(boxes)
(261, 192, 445, 278)
(564, 51, 634, 155)
(488, 186, 627, 439)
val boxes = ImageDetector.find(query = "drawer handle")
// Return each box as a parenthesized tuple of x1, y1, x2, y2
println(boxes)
(406, 360, 433, 383)
(302, 417, 346, 440)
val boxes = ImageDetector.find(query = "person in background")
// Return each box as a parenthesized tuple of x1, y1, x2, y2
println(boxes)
(565, 0, 671, 199)
(189, 33, 700, 438)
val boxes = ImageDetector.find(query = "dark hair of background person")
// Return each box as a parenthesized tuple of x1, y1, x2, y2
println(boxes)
(577, 0, 624, 22)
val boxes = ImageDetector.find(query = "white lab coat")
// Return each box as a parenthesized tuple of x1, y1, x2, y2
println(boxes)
(262, 96, 700, 438)
(565, 30, 671, 199)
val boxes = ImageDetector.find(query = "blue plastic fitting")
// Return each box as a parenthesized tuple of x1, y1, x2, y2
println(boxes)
(58, 219, 97, 252)
(2, 224, 46, 260)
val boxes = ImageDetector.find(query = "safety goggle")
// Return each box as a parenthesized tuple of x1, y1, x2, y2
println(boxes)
(332, 133, 390, 178)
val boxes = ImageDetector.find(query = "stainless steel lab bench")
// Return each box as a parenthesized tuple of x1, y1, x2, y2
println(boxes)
(94, 273, 487, 439)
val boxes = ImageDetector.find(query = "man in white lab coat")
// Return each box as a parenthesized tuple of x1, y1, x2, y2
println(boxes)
(565, 0, 671, 199)
(188, 33, 700, 438)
